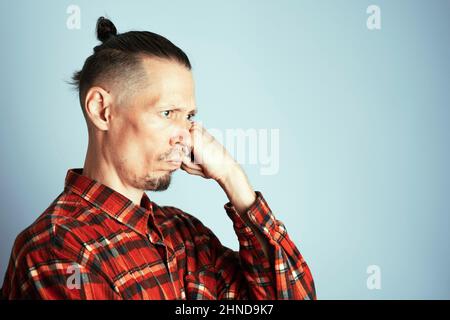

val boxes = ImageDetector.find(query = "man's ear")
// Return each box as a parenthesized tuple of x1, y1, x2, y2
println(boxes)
(84, 86, 113, 131)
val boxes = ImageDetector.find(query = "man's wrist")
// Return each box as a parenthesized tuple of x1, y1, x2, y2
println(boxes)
(216, 164, 256, 215)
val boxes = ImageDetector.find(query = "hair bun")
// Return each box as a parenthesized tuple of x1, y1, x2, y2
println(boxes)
(96, 17, 117, 43)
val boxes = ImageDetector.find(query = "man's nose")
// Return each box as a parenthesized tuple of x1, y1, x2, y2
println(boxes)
(169, 121, 192, 149)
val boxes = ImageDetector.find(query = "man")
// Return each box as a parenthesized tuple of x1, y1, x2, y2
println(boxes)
(1, 17, 316, 300)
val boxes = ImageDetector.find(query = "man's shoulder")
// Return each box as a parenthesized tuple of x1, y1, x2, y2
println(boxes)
(12, 191, 97, 260)
(35, 190, 98, 231)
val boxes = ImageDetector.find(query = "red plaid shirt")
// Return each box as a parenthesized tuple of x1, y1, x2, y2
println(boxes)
(1, 168, 316, 300)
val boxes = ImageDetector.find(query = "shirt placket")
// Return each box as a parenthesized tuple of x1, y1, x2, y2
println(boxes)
(147, 225, 178, 299)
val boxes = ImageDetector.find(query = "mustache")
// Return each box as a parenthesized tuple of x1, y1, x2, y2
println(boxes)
(160, 144, 191, 161)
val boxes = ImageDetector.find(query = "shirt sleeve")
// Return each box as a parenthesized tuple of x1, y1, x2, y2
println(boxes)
(183, 191, 316, 300)
(223, 191, 316, 300)
(1, 225, 122, 300)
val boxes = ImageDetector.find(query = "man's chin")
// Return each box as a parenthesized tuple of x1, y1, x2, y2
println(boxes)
(143, 172, 172, 191)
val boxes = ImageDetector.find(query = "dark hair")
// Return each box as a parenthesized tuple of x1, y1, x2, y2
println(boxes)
(71, 17, 191, 113)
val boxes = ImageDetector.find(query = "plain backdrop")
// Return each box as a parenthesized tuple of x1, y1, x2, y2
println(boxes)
(0, 0, 449, 299)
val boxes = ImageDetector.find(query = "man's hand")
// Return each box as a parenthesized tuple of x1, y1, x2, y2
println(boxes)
(181, 122, 256, 214)
(181, 122, 273, 261)
(180, 122, 235, 182)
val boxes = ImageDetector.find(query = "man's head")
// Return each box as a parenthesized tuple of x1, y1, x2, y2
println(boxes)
(71, 17, 196, 192)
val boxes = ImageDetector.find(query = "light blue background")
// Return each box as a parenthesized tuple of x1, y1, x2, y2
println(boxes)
(0, 0, 449, 299)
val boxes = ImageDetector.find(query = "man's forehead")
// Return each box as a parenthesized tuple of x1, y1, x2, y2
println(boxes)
(138, 57, 196, 110)
(140, 89, 197, 112)
(140, 56, 191, 79)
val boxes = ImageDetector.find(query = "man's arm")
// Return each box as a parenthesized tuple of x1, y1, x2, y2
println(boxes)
(1, 225, 122, 300)
(216, 164, 274, 263)
(181, 189, 316, 300)
(180, 122, 316, 299)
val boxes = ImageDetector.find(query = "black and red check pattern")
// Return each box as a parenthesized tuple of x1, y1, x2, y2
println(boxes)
(1, 168, 316, 299)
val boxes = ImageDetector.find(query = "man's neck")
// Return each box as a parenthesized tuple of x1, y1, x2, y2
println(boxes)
(82, 144, 144, 206)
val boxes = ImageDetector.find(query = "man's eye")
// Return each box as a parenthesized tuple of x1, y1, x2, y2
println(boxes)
(187, 114, 196, 121)
(161, 110, 172, 118)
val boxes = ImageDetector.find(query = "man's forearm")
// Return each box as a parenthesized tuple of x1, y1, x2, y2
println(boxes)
(216, 165, 274, 261)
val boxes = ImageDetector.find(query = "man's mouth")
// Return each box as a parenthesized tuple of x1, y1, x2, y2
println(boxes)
(164, 145, 190, 165)
(166, 157, 183, 164)
(165, 152, 185, 163)
(166, 158, 183, 170)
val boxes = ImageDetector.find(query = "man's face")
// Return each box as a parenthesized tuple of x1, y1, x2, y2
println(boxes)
(105, 58, 196, 191)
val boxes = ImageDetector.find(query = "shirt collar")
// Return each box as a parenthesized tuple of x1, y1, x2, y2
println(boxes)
(64, 168, 158, 237)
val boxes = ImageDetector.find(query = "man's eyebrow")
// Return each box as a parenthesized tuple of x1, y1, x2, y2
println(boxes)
(164, 106, 198, 114)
